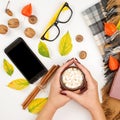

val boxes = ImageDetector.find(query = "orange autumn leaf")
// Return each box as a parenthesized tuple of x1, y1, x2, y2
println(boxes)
(21, 3, 32, 17)
(104, 22, 117, 36)
(109, 55, 119, 71)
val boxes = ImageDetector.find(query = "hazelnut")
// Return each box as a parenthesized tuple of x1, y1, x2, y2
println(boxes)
(76, 34, 83, 42)
(24, 27, 35, 38)
(8, 18, 19, 28)
(60, 66, 86, 91)
(0, 24, 8, 34)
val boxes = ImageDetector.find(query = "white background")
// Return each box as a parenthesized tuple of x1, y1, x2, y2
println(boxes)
(0, 0, 106, 120)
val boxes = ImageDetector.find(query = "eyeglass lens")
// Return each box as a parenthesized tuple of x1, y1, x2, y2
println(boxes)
(42, 3, 73, 41)
(44, 25, 60, 41)
(57, 6, 72, 23)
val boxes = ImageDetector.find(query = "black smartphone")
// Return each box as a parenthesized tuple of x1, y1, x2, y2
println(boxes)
(4, 37, 48, 84)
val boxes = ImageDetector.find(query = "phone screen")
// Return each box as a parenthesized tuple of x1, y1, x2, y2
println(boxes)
(4, 37, 47, 83)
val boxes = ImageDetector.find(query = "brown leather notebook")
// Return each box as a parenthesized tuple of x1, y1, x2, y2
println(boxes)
(109, 67, 120, 100)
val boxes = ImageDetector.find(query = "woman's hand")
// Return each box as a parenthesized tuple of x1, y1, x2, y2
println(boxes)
(36, 58, 106, 120)
(61, 59, 100, 110)
(47, 58, 74, 110)
(61, 59, 106, 120)
(36, 59, 74, 120)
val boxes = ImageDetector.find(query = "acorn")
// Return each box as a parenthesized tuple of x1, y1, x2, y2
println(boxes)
(5, 9, 13, 16)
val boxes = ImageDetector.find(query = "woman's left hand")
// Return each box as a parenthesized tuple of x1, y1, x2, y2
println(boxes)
(47, 58, 74, 110)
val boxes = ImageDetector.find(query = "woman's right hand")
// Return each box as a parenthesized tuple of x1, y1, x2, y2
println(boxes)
(61, 59, 100, 111)
(61, 59, 106, 120)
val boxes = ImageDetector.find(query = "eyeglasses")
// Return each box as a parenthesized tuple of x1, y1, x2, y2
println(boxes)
(41, 2, 73, 42)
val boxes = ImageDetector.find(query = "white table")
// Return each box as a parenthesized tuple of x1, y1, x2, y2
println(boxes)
(0, 0, 105, 120)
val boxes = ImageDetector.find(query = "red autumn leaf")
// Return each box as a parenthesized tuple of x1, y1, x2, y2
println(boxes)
(108, 55, 119, 71)
(21, 3, 32, 17)
(104, 22, 117, 36)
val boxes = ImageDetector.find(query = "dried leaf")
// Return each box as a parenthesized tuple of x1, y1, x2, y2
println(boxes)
(28, 98, 48, 114)
(59, 31, 73, 56)
(38, 41, 50, 58)
(3, 59, 14, 76)
(117, 21, 120, 30)
(8, 79, 29, 90)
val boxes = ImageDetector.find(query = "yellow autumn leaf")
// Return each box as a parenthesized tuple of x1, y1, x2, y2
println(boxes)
(28, 98, 48, 114)
(8, 79, 29, 90)
(3, 59, 14, 76)
(38, 41, 50, 57)
(117, 20, 120, 30)
(59, 31, 73, 56)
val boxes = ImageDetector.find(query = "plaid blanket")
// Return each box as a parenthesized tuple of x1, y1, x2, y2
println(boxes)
(82, 2, 120, 76)
(82, 2, 106, 56)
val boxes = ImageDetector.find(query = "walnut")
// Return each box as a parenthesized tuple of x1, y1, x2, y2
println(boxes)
(8, 18, 19, 28)
(0, 24, 8, 34)
(24, 27, 35, 38)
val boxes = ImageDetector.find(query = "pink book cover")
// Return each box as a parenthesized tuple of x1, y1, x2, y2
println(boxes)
(109, 67, 120, 100)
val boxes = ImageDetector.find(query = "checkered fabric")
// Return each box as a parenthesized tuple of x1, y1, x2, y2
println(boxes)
(82, 2, 120, 82)
(82, 2, 106, 56)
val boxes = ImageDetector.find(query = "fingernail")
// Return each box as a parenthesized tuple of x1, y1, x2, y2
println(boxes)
(74, 58, 81, 64)
(71, 58, 74, 60)
(74, 58, 78, 61)
(61, 92, 67, 95)
(60, 91, 67, 95)
(74, 58, 79, 62)
(66, 58, 74, 62)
